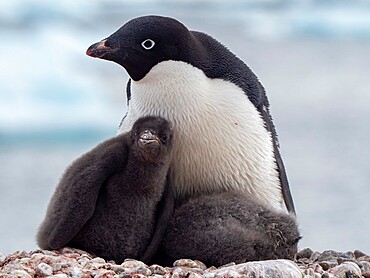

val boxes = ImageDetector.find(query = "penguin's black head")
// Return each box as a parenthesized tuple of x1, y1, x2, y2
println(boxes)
(87, 15, 196, 81)
(131, 116, 173, 161)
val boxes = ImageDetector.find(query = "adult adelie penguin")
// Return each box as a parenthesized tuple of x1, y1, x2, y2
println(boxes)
(87, 15, 295, 213)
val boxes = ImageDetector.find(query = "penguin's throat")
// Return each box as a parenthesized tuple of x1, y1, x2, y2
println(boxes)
(121, 60, 284, 211)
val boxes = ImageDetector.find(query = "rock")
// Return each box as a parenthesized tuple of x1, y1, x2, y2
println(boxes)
(94, 269, 116, 278)
(121, 259, 147, 269)
(30, 253, 45, 261)
(36, 262, 53, 276)
(110, 264, 126, 273)
(219, 262, 236, 268)
(0, 252, 6, 266)
(296, 248, 314, 260)
(318, 260, 338, 270)
(312, 263, 324, 274)
(359, 260, 370, 272)
(173, 258, 201, 268)
(119, 266, 151, 276)
(11, 269, 33, 278)
(317, 250, 343, 262)
(194, 260, 207, 270)
(1, 248, 369, 278)
(91, 257, 106, 264)
(149, 264, 167, 275)
(310, 251, 321, 262)
(321, 273, 335, 278)
(215, 259, 302, 278)
(358, 255, 370, 262)
(68, 266, 83, 278)
(172, 266, 204, 277)
(116, 259, 151, 277)
(328, 261, 362, 278)
(301, 267, 320, 278)
(344, 251, 355, 260)
(205, 266, 218, 272)
(214, 269, 240, 278)
(354, 250, 367, 259)
(187, 272, 204, 278)
(337, 257, 357, 264)
(150, 275, 165, 278)
(363, 270, 370, 278)
(77, 256, 90, 266)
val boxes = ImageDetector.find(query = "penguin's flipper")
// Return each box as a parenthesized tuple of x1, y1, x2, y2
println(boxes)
(140, 175, 174, 264)
(37, 135, 129, 250)
(260, 106, 295, 214)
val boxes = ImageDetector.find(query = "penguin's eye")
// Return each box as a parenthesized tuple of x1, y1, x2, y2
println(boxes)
(141, 39, 155, 50)
(160, 134, 168, 144)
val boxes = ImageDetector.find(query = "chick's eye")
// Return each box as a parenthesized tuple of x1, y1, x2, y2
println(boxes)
(141, 39, 155, 50)
(160, 135, 168, 143)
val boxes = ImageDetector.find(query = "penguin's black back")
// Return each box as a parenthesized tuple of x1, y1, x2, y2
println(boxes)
(190, 31, 265, 110)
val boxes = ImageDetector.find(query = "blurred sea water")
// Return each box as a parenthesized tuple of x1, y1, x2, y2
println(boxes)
(0, 0, 369, 255)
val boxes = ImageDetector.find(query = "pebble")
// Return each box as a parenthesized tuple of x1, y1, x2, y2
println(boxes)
(11, 269, 32, 278)
(149, 264, 167, 275)
(296, 247, 314, 260)
(121, 259, 147, 268)
(219, 262, 236, 268)
(94, 269, 116, 278)
(318, 260, 338, 270)
(214, 269, 240, 278)
(119, 259, 151, 276)
(91, 257, 106, 264)
(77, 256, 90, 266)
(0, 248, 369, 277)
(328, 261, 362, 278)
(68, 266, 84, 278)
(0, 252, 6, 265)
(173, 258, 200, 268)
(214, 259, 302, 278)
(49, 274, 68, 278)
(358, 255, 370, 262)
(359, 260, 370, 272)
(301, 267, 315, 277)
(363, 270, 370, 278)
(36, 262, 53, 276)
(317, 250, 343, 261)
(295, 248, 369, 278)
(194, 260, 207, 270)
(354, 250, 367, 258)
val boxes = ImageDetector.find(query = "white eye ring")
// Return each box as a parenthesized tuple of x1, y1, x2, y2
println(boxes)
(141, 39, 155, 50)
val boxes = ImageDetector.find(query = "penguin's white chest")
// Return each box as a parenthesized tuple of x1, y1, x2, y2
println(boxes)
(119, 61, 283, 210)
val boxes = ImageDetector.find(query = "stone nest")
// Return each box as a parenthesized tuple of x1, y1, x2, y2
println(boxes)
(0, 248, 369, 277)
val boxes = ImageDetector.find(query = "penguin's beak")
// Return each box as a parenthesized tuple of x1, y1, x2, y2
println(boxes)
(138, 130, 160, 145)
(86, 39, 118, 58)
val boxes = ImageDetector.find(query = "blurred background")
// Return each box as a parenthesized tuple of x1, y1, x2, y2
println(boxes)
(0, 0, 369, 256)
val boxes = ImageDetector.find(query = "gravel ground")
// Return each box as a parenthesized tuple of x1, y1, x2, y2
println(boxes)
(1, 248, 369, 278)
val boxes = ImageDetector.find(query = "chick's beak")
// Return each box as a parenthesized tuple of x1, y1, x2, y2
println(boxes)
(138, 130, 160, 145)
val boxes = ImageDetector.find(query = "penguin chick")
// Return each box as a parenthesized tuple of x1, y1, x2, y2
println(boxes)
(156, 191, 300, 267)
(86, 15, 295, 213)
(37, 116, 174, 264)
